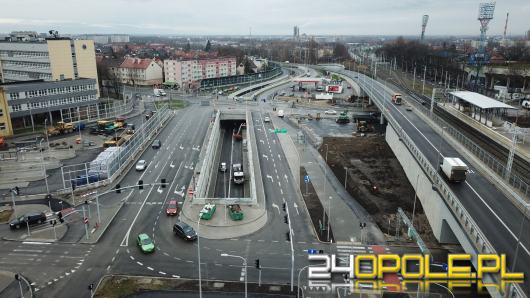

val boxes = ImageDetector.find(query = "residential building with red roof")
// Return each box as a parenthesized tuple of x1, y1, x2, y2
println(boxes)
(115, 57, 163, 86)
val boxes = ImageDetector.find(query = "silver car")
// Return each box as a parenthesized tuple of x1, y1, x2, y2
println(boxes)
(136, 160, 147, 171)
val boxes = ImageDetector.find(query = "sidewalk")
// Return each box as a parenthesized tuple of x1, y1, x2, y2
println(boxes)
(271, 114, 385, 244)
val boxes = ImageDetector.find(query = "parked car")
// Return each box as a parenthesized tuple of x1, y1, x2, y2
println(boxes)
(173, 222, 197, 241)
(152, 140, 161, 149)
(137, 233, 155, 253)
(264, 116, 271, 123)
(10, 212, 46, 229)
(166, 200, 179, 216)
(219, 162, 227, 172)
(324, 110, 337, 115)
(136, 160, 147, 171)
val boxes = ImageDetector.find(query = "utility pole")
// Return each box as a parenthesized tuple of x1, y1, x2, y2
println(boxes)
(422, 65, 427, 95)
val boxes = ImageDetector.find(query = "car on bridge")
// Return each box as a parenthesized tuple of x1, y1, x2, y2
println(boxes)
(173, 222, 197, 241)
(264, 116, 270, 123)
(137, 233, 155, 253)
(324, 110, 337, 115)
(166, 200, 179, 216)
(219, 162, 227, 172)
(152, 139, 161, 149)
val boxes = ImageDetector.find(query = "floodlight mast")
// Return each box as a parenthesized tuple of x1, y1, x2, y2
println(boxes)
(420, 15, 429, 42)
(472, 2, 496, 91)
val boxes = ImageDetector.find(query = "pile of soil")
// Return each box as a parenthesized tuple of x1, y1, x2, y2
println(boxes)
(320, 136, 439, 246)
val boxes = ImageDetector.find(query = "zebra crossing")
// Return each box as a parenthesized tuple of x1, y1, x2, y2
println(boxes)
(125, 201, 165, 205)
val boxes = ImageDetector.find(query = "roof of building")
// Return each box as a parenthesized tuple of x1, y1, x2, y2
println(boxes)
(119, 58, 153, 69)
(0, 78, 96, 91)
(449, 91, 517, 110)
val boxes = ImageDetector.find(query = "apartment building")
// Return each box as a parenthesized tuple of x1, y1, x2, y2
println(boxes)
(164, 57, 236, 90)
(112, 58, 163, 86)
(0, 78, 98, 137)
(0, 38, 99, 95)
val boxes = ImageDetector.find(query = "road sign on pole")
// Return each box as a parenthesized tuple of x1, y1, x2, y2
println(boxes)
(304, 175, 310, 183)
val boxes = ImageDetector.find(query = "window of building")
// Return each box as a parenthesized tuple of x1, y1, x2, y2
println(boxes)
(0, 109, 3, 116)
(9, 92, 19, 100)
(11, 104, 22, 112)
(0, 123, 5, 130)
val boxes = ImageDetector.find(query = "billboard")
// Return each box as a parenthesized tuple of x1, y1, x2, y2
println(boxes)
(326, 85, 343, 93)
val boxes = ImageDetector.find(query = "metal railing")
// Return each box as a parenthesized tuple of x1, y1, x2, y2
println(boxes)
(347, 70, 524, 297)
(60, 106, 172, 190)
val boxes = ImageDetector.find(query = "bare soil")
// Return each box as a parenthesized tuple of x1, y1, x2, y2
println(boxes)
(320, 135, 440, 246)
(300, 167, 334, 242)
(0, 209, 13, 223)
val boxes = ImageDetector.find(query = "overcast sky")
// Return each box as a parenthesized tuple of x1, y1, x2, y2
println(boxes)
(0, 0, 528, 36)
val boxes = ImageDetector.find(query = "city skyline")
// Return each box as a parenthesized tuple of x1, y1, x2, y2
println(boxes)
(0, 0, 529, 36)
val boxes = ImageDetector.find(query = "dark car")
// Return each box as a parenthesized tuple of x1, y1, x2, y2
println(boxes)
(173, 222, 197, 241)
(10, 212, 47, 229)
(152, 139, 161, 149)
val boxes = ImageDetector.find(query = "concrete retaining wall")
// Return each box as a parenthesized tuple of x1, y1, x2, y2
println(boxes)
(195, 111, 221, 198)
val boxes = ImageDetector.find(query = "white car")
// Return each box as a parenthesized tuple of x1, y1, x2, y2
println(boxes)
(324, 110, 337, 115)
(136, 160, 147, 171)
(264, 116, 271, 123)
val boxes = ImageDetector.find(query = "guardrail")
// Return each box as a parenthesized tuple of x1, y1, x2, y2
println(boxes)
(330, 68, 525, 298)
(384, 74, 530, 200)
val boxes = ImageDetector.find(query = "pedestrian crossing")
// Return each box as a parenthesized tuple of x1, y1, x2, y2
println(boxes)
(125, 201, 165, 205)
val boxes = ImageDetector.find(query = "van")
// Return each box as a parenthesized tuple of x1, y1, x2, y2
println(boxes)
(440, 157, 468, 182)
(278, 110, 284, 118)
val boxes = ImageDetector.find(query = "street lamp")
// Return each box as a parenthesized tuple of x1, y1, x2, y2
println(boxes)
(44, 118, 50, 150)
(39, 139, 49, 194)
(297, 265, 311, 298)
(436, 126, 447, 169)
(221, 253, 247, 298)
(198, 215, 203, 298)
(343, 167, 349, 189)
(327, 196, 332, 242)
(321, 144, 329, 237)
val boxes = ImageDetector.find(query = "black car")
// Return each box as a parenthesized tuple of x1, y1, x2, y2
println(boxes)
(152, 139, 161, 149)
(10, 212, 47, 229)
(173, 222, 197, 241)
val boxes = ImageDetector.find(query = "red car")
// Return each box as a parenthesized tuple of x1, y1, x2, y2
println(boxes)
(166, 200, 179, 216)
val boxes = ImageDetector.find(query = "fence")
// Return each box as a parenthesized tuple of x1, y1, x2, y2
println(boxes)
(200, 64, 283, 90)
(348, 70, 525, 298)
(60, 98, 134, 124)
(60, 106, 172, 190)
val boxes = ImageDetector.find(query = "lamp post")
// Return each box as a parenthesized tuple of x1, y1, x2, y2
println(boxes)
(436, 127, 447, 168)
(327, 196, 332, 242)
(44, 118, 50, 150)
(39, 139, 49, 194)
(321, 144, 329, 237)
(198, 215, 203, 298)
(221, 253, 247, 298)
(343, 167, 349, 189)
(297, 265, 311, 298)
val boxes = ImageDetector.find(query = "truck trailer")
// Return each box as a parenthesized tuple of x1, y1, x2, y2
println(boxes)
(440, 157, 468, 182)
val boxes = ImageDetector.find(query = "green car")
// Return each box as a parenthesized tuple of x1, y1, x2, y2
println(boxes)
(137, 233, 155, 253)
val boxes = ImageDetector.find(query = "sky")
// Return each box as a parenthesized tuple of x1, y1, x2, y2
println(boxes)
(0, 0, 529, 36)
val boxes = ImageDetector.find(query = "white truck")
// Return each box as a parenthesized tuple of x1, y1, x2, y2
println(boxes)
(232, 163, 244, 184)
(440, 157, 468, 182)
(154, 89, 166, 97)
(278, 110, 284, 118)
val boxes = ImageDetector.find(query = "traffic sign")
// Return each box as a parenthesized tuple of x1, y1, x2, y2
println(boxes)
(307, 249, 318, 254)
(442, 263, 448, 272)
(304, 175, 310, 183)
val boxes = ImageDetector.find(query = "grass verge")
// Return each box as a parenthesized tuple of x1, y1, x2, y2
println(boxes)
(155, 99, 188, 110)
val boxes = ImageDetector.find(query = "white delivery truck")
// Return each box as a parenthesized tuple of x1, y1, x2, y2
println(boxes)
(232, 163, 245, 184)
(440, 157, 468, 182)
(278, 110, 284, 118)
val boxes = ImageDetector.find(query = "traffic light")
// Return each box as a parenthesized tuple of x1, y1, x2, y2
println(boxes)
(282, 203, 286, 212)
(285, 232, 290, 241)
(85, 200, 88, 205)
(255, 259, 260, 269)
(57, 211, 63, 223)
(50, 219, 56, 226)
(15, 186, 19, 195)
(284, 215, 288, 224)
(14, 274, 19, 281)
(138, 180, 144, 190)
(115, 184, 121, 193)
(161, 178, 166, 188)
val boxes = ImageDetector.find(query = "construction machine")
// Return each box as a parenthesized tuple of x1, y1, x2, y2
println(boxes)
(47, 121, 74, 136)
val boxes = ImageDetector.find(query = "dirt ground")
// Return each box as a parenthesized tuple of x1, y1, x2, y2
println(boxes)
(320, 135, 440, 246)
(300, 167, 334, 242)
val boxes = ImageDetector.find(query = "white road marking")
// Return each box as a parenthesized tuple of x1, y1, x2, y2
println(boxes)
(137, 261, 143, 266)
(147, 267, 154, 271)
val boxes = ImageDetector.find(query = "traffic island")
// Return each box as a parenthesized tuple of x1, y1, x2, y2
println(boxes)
(179, 109, 268, 239)
(94, 275, 296, 298)
(300, 167, 334, 243)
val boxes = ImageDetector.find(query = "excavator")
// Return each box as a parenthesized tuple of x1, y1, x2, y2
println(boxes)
(232, 123, 246, 141)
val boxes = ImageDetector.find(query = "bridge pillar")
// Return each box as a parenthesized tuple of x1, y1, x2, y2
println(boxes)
(440, 219, 458, 243)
